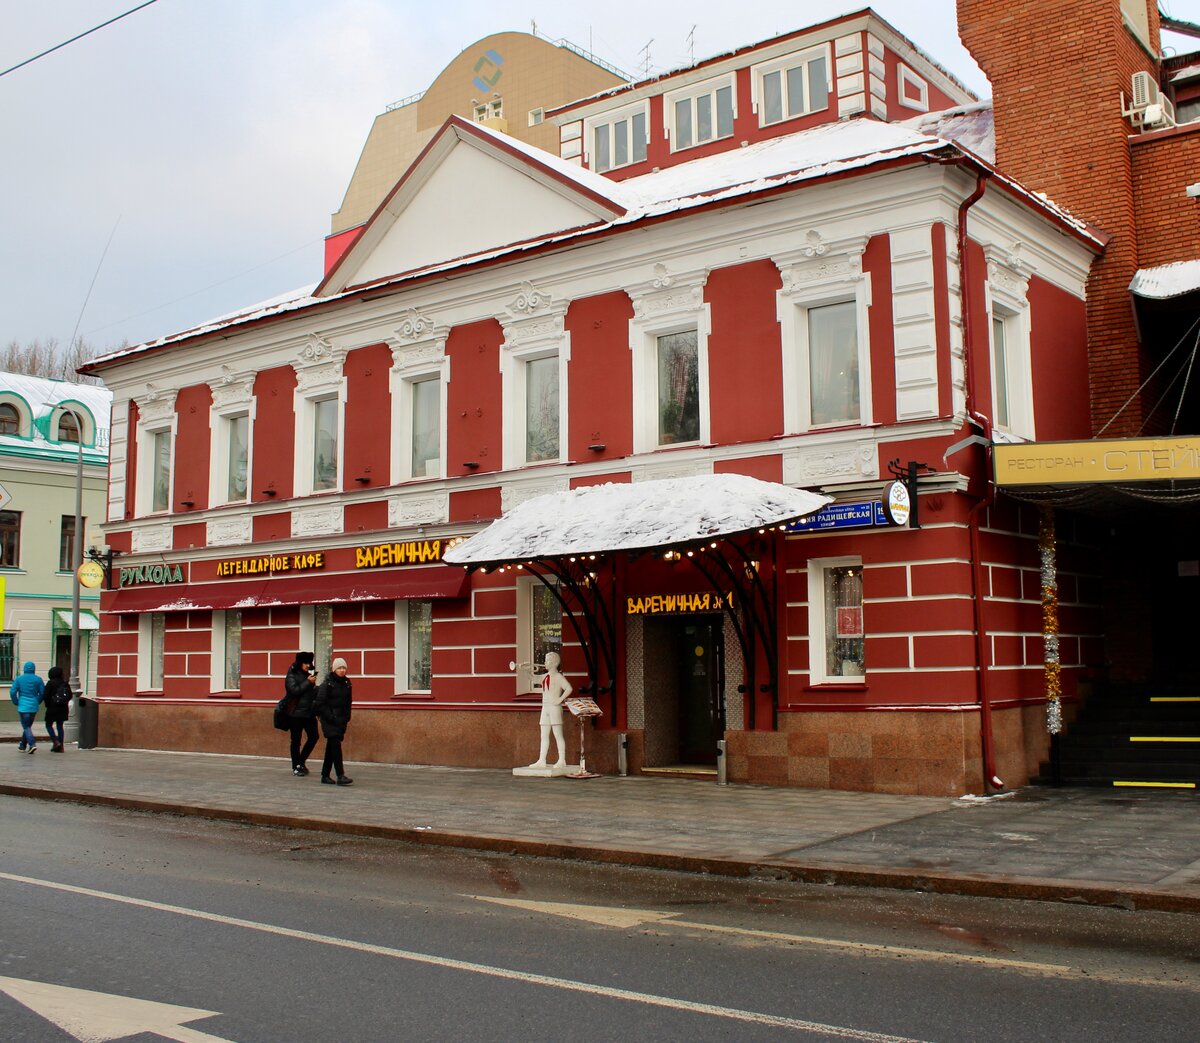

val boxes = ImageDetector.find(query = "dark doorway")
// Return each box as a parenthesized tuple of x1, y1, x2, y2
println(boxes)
(677, 617, 725, 763)
(54, 634, 71, 677)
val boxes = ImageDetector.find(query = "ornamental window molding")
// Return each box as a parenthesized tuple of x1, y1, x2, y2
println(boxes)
(983, 244, 1031, 311)
(133, 384, 178, 428)
(388, 492, 449, 528)
(294, 335, 346, 396)
(208, 368, 255, 414)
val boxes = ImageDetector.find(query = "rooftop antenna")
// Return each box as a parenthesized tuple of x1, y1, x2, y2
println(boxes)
(530, 19, 537, 37)
(638, 38, 654, 78)
(686, 25, 697, 65)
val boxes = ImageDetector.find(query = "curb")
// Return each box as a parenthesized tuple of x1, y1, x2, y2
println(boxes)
(3, 783, 1197, 915)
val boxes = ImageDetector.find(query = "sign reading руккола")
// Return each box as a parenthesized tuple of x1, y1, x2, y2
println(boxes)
(119, 563, 187, 587)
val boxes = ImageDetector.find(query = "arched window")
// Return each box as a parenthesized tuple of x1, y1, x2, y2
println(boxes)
(0, 404, 19, 436)
(58, 411, 81, 444)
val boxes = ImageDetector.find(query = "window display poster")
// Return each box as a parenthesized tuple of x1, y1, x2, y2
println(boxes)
(836, 606, 863, 638)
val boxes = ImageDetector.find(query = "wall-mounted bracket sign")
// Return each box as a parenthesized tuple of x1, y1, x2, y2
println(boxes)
(119, 563, 187, 587)
(215, 552, 325, 577)
(626, 591, 734, 615)
(881, 480, 911, 527)
(355, 538, 445, 569)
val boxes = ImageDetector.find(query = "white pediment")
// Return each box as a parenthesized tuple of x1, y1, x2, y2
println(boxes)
(324, 120, 623, 294)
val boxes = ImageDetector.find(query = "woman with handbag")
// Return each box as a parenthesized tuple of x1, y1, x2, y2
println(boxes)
(313, 657, 353, 786)
(284, 651, 320, 776)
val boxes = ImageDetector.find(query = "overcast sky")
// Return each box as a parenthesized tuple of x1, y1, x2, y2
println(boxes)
(1, 2, 1195, 358)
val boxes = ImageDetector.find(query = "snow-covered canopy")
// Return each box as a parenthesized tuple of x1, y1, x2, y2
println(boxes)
(1129, 259, 1200, 300)
(443, 474, 831, 565)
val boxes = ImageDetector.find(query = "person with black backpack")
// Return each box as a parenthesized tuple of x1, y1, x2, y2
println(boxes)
(43, 666, 72, 753)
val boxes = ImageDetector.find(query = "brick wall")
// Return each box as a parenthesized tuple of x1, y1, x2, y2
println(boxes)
(1131, 124, 1200, 266)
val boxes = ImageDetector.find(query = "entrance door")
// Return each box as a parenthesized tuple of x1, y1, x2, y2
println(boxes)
(677, 617, 724, 764)
(54, 634, 71, 677)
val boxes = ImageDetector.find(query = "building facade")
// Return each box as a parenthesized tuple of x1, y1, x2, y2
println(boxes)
(84, 10, 1119, 796)
(0, 373, 111, 697)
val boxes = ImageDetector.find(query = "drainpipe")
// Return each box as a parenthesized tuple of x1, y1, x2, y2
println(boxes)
(956, 170, 1004, 793)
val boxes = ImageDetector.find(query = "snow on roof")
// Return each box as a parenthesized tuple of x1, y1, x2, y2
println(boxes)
(902, 102, 995, 165)
(1129, 259, 1200, 299)
(0, 371, 112, 458)
(442, 474, 831, 564)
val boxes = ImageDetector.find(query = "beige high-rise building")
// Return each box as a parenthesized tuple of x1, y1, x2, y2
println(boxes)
(329, 32, 627, 240)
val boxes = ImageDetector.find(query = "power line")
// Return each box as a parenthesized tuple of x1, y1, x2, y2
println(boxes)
(0, 0, 162, 80)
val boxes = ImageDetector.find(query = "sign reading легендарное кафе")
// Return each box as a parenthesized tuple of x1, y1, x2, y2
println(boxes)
(214, 553, 325, 577)
(994, 436, 1200, 487)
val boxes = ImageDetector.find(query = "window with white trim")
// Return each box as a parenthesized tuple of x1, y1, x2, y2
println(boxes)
(211, 609, 242, 691)
(391, 330, 447, 483)
(138, 612, 166, 691)
(214, 413, 250, 504)
(665, 74, 735, 151)
(515, 577, 561, 694)
(807, 556, 865, 683)
(656, 330, 700, 445)
(311, 397, 338, 491)
(293, 345, 346, 497)
(501, 293, 567, 469)
(985, 251, 1034, 441)
(586, 102, 648, 172)
(776, 242, 872, 433)
(396, 599, 433, 693)
(753, 47, 830, 126)
(409, 377, 442, 477)
(0, 403, 20, 436)
(299, 604, 335, 676)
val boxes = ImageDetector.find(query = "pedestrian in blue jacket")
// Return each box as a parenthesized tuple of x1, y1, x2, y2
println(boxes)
(10, 661, 45, 754)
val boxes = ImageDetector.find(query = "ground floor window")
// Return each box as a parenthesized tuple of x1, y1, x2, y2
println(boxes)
(314, 605, 334, 675)
(0, 632, 15, 681)
(807, 557, 864, 682)
(212, 609, 242, 691)
(397, 600, 433, 693)
(515, 578, 562, 692)
(138, 612, 166, 691)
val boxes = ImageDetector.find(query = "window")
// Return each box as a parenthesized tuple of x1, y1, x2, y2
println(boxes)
(992, 316, 1011, 430)
(0, 404, 18, 435)
(0, 633, 14, 681)
(474, 98, 503, 122)
(524, 355, 560, 462)
(151, 430, 172, 513)
(223, 610, 242, 690)
(410, 378, 441, 478)
(138, 612, 166, 691)
(225, 414, 249, 502)
(58, 412, 81, 443)
(666, 75, 735, 151)
(985, 252, 1034, 441)
(755, 47, 829, 125)
(808, 301, 860, 426)
(59, 515, 84, 572)
(398, 600, 433, 692)
(657, 331, 700, 445)
(808, 557, 864, 683)
(515, 577, 561, 693)
(0, 511, 20, 568)
(588, 103, 648, 172)
(312, 397, 338, 492)
(314, 605, 333, 675)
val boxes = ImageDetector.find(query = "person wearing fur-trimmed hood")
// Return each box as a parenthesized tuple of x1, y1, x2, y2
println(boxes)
(313, 657, 353, 786)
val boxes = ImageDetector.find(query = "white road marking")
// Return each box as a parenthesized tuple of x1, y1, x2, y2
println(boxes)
(0, 975, 230, 1043)
(0, 871, 927, 1042)
(467, 894, 1199, 992)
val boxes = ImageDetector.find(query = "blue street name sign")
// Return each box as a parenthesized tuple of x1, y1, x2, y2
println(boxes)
(787, 501, 888, 532)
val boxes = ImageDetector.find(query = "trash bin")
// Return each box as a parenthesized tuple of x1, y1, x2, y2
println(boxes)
(77, 696, 98, 749)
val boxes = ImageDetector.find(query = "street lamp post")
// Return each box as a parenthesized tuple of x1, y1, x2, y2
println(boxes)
(64, 408, 84, 746)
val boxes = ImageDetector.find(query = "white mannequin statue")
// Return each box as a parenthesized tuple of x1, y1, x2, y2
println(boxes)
(530, 651, 573, 768)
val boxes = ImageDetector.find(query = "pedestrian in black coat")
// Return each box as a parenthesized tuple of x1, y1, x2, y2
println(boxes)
(43, 666, 72, 753)
(313, 657, 353, 786)
(284, 651, 320, 776)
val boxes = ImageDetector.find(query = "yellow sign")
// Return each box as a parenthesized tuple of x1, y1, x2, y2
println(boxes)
(355, 539, 443, 569)
(626, 591, 733, 615)
(215, 552, 324, 577)
(77, 560, 105, 588)
(994, 436, 1200, 487)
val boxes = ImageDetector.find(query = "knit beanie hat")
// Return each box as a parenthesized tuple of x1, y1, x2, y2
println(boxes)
(330, 657, 348, 671)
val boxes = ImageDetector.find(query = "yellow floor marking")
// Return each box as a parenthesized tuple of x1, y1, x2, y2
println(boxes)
(0, 872, 927, 1043)
(1129, 736, 1200, 743)
(467, 895, 1198, 992)
(1113, 780, 1196, 789)
(1150, 697, 1200, 702)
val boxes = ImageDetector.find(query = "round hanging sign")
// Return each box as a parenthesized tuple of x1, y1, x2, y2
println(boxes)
(882, 480, 911, 527)
(77, 560, 105, 589)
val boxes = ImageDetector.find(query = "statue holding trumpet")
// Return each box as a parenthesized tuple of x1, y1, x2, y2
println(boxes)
(510, 652, 573, 775)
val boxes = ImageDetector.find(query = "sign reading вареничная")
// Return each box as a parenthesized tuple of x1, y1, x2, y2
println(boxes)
(355, 539, 444, 569)
(994, 436, 1200, 486)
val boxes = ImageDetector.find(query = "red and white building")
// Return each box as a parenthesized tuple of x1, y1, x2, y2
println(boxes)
(83, 8, 1124, 796)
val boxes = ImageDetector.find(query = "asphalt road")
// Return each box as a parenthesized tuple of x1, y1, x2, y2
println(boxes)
(1, 796, 1197, 1042)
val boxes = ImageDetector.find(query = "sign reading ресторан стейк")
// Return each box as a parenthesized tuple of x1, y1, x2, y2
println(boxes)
(119, 563, 187, 587)
(355, 538, 444, 569)
(994, 436, 1200, 487)
(626, 591, 735, 615)
(214, 552, 325, 577)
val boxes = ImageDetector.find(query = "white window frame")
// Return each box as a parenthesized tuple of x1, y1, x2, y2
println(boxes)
(293, 339, 347, 497)
(395, 599, 434, 694)
(663, 73, 736, 152)
(806, 555, 865, 685)
(751, 45, 832, 126)
(776, 238, 872, 434)
(299, 603, 335, 675)
(896, 63, 929, 112)
(628, 269, 711, 454)
(501, 291, 569, 469)
(211, 608, 242, 693)
(135, 422, 176, 516)
(984, 249, 1035, 442)
(50, 401, 97, 446)
(209, 374, 255, 507)
(137, 611, 166, 692)
(515, 575, 560, 695)
(584, 100, 649, 172)
(0, 394, 31, 438)
(390, 322, 448, 483)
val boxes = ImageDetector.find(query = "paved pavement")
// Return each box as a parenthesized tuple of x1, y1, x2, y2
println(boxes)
(1, 723, 1197, 913)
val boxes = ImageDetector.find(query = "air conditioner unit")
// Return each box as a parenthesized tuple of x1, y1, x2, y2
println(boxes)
(1131, 70, 1157, 109)
(1123, 71, 1176, 130)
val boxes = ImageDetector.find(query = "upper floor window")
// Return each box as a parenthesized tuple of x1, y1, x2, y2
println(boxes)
(665, 75, 735, 151)
(0, 404, 18, 436)
(753, 47, 830, 126)
(501, 293, 567, 469)
(58, 412, 81, 443)
(808, 301, 860, 427)
(985, 250, 1034, 441)
(0, 511, 20, 568)
(657, 331, 701, 445)
(587, 103, 648, 172)
(391, 330, 447, 483)
(410, 377, 442, 478)
(225, 414, 250, 502)
(311, 397, 338, 492)
(524, 355, 560, 462)
(59, 515, 84, 572)
(152, 429, 172, 512)
(474, 98, 503, 122)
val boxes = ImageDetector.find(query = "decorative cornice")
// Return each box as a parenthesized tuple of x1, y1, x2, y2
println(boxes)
(507, 281, 553, 318)
(776, 234, 869, 298)
(133, 383, 177, 427)
(206, 515, 253, 547)
(388, 492, 449, 528)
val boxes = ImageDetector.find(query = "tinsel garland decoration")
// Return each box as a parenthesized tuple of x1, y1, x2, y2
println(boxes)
(1039, 506, 1062, 735)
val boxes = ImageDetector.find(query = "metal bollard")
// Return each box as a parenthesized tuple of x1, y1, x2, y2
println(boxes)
(716, 739, 727, 785)
(617, 732, 628, 776)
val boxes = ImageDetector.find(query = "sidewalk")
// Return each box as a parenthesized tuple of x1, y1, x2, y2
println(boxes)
(1, 729, 1197, 914)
